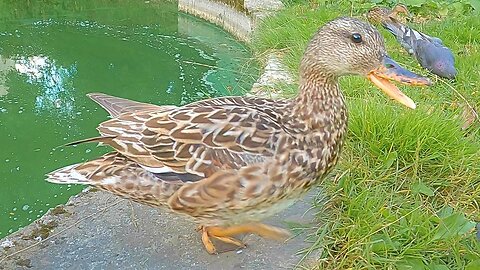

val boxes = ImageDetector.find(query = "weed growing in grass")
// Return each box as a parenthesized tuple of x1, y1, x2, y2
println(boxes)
(253, 2, 479, 268)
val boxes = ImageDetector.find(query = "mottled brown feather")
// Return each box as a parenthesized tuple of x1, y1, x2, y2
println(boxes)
(87, 93, 173, 117)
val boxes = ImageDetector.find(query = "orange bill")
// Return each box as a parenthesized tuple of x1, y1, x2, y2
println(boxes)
(368, 55, 432, 109)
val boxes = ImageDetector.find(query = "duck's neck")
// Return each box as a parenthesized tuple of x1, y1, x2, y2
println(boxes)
(290, 72, 348, 132)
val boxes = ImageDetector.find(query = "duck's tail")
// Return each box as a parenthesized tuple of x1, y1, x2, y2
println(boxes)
(56, 93, 175, 148)
(46, 152, 123, 185)
(46, 153, 180, 207)
(46, 163, 89, 185)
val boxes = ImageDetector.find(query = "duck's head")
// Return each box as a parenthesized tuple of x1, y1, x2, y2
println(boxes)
(392, 4, 411, 17)
(301, 17, 431, 109)
(366, 7, 390, 24)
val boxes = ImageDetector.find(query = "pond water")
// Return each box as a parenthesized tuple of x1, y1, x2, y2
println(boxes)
(0, 0, 257, 237)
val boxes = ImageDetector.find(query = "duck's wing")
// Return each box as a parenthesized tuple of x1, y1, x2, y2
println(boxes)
(47, 94, 291, 214)
(88, 93, 175, 117)
(89, 94, 287, 179)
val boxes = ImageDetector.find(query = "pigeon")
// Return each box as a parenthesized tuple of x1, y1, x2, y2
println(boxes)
(368, 5, 457, 79)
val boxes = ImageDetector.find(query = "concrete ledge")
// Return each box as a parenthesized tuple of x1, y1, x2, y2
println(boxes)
(249, 52, 294, 98)
(0, 189, 318, 269)
(245, 0, 285, 22)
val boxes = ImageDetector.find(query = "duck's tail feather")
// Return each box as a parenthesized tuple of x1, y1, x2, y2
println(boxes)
(48, 152, 144, 183)
(46, 153, 181, 207)
(46, 152, 118, 185)
(64, 136, 115, 147)
(87, 93, 166, 117)
(46, 163, 91, 184)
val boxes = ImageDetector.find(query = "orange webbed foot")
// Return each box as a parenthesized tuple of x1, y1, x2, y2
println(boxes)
(198, 223, 291, 254)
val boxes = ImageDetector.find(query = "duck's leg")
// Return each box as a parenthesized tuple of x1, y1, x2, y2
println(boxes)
(207, 223, 291, 240)
(200, 226, 217, 254)
(199, 226, 246, 254)
(200, 223, 291, 254)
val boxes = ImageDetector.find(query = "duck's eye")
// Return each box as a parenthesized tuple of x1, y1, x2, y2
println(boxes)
(351, 33, 363, 43)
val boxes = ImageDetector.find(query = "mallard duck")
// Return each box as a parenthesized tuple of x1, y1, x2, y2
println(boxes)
(367, 5, 412, 51)
(47, 17, 431, 254)
(367, 4, 410, 25)
(367, 5, 457, 79)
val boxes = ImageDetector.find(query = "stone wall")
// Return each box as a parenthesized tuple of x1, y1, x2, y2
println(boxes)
(178, 0, 284, 42)
(179, 0, 252, 42)
(178, 0, 293, 98)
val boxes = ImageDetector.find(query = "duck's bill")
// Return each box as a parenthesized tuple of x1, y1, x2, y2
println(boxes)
(367, 55, 432, 109)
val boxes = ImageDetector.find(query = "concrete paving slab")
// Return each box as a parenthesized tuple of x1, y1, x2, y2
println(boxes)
(1, 188, 319, 270)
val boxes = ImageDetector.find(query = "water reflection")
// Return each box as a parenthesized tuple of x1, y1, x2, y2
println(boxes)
(0, 54, 15, 97)
(27, 18, 225, 105)
(178, 13, 257, 98)
(14, 55, 77, 118)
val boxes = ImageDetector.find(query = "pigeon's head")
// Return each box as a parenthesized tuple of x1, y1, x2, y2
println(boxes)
(421, 43, 457, 79)
(431, 60, 457, 79)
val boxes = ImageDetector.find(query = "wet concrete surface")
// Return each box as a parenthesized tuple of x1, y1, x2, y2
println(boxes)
(0, 189, 319, 269)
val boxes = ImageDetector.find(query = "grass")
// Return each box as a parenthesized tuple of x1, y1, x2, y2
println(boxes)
(251, 2, 480, 269)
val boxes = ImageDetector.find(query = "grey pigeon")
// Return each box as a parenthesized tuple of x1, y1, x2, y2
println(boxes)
(382, 18, 457, 79)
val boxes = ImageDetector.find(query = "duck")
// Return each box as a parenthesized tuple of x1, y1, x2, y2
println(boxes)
(46, 17, 431, 254)
(367, 5, 412, 51)
(367, 4, 411, 24)
(367, 5, 457, 79)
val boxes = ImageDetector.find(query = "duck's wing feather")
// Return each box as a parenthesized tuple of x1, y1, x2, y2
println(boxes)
(92, 95, 287, 179)
(88, 93, 175, 117)
(49, 94, 292, 217)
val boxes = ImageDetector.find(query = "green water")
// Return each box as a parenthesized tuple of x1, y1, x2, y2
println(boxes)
(0, 0, 257, 237)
